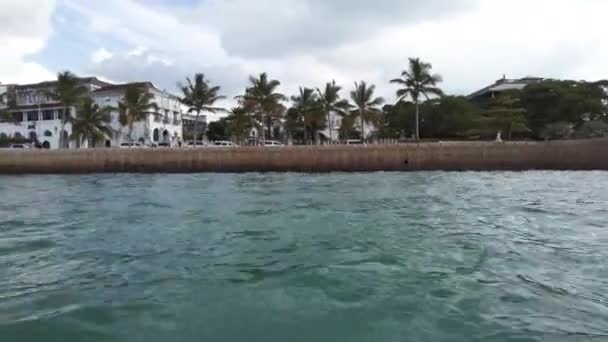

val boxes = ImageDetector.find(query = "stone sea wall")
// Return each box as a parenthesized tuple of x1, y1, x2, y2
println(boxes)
(0, 139, 607, 174)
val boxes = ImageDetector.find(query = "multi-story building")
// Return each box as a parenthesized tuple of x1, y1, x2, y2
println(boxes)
(0, 78, 185, 149)
(467, 76, 544, 103)
(92, 82, 184, 147)
(0, 77, 111, 149)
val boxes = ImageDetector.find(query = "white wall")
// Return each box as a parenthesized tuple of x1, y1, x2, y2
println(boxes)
(92, 87, 183, 147)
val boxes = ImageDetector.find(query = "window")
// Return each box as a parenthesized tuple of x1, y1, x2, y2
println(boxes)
(57, 109, 64, 120)
(154, 112, 161, 122)
(27, 111, 39, 121)
(164, 110, 170, 124)
(153, 128, 160, 142)
(42, 110, 54, 120)
(12, 112, 23, 122)
(44, 130, 53, 137)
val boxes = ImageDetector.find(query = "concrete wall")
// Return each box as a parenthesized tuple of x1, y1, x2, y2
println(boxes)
(0, 139, 607, 174)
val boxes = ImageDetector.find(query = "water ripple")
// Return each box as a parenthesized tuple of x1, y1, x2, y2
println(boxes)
(0, 172, 607, 341)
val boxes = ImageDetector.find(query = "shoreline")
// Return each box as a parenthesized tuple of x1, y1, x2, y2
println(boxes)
(0, 139, 607, 174)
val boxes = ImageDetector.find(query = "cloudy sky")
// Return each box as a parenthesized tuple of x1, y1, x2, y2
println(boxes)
(2, 0, 607, 111)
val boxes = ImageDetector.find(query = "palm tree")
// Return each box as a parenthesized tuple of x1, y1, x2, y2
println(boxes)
(237, 73, 286, 144)
(349, 81, 384, 141)
(317, 80, 351, 142)
(70, 97, 114, 147)
(178, 74, 226, 145)
(47, 71, 88, 148)
(391, 58, 444, 141)
(118, 85, 158, 144)
(226, 107, 254, 143)
(289, 87, 319, 144)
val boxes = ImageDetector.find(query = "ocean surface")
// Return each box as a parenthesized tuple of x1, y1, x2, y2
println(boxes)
(0, 172, 607, 341)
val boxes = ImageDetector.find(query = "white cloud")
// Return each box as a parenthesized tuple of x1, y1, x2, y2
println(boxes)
(91, 48, 113, 64)
(33, 0, 608, 107)
(0, 0, 56, 84)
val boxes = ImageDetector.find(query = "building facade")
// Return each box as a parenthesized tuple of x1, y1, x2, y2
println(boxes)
(0, 78, 184, 149)
(0, 77, 110, 149)
(467, 76, 544, 103)
(92, 82, 184, 147)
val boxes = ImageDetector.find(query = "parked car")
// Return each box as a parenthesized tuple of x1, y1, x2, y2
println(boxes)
(10, 144, 30, 149)
(119, 142, 144, 148)
(157, 142, 172, 148)
(264, 140, 284, 147)
(212, 141, 238, 147)
(186, 141, 206, 148)
(346, 139, 363, 145)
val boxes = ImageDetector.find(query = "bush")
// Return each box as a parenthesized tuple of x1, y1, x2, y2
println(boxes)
(574, 120, 608, 138)
(541, 122, 572, 140)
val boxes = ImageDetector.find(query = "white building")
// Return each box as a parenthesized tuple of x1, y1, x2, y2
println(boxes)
(0, 77, 110, 149)
(92, 82, 183, 147)
(0, 78, 184, 149)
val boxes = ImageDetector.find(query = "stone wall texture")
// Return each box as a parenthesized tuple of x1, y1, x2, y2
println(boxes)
(0, 139, 607, 174)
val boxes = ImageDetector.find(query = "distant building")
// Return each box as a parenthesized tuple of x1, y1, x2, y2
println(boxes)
(0, 77, 111, 149)
(92, 82, 183, 147)
(0, 78, 184, 149)
(467, 76, 545, 103)
(182, 113, 208, 140)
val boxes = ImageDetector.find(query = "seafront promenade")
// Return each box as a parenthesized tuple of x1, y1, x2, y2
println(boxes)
(0, 139, 606, 174)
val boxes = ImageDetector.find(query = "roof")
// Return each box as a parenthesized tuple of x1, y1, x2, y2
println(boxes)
(92, 82, 159, 94)
(15, 77, 112, 90)
(467, 76, 544, 100)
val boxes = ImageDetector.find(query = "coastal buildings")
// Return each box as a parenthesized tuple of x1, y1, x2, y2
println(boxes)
(467, 76, 544, 103)
(0, 78, 186, 149)
(0, 77, 111, 149)
(92, 82, 184, 147)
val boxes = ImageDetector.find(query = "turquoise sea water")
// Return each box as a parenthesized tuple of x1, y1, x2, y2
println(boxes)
(1, 172, 607, 341)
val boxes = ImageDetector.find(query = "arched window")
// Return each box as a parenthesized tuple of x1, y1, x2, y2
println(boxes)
(44, 130, 53, 137)
(153, 128, 160, 142)
(14, 132, 23, 139)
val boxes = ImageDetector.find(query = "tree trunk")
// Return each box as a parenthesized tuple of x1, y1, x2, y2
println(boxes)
(128, 119, 134, 144)
(415, 101, 420, 141)
(193, 110, 200, 146)
(60, 106, 67, 149)
(360, 109, 365, 142)
(260, 111, 265, 145)
(304, 125, 308, 144)
(327, 111, 332, 142)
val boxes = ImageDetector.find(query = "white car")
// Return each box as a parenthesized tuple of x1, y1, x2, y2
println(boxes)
(264, 140, 284, 147)
(10, 144, 31, 149)
(186, 141, 206, 148)
(346, 139, 364, 145)
(212, 141, 237, 147)
(119, 142, 145, 148)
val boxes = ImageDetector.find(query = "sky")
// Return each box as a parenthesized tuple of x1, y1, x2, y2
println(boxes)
(2, 0, 608, 116)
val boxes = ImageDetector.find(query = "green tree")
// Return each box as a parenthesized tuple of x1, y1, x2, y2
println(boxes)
(178, 73, 226, 145)
(47, 71, 88, 148)
(70, 97, 114, 147)
(349, 81, 384, 141)
(289, 87, 320, 144)
(471, 93, 529, 140)
(237, 73, 286, 143)
(521, 80, 608, 138)
(118, 85, 158, 143)
(316, 80, 351, 142)
(338, 113, 360, 140)
(390, 58, 444, 141)
(207, 119, 229, 141)
(226, 107, 254, 143)
(420, 96, 480, 139)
